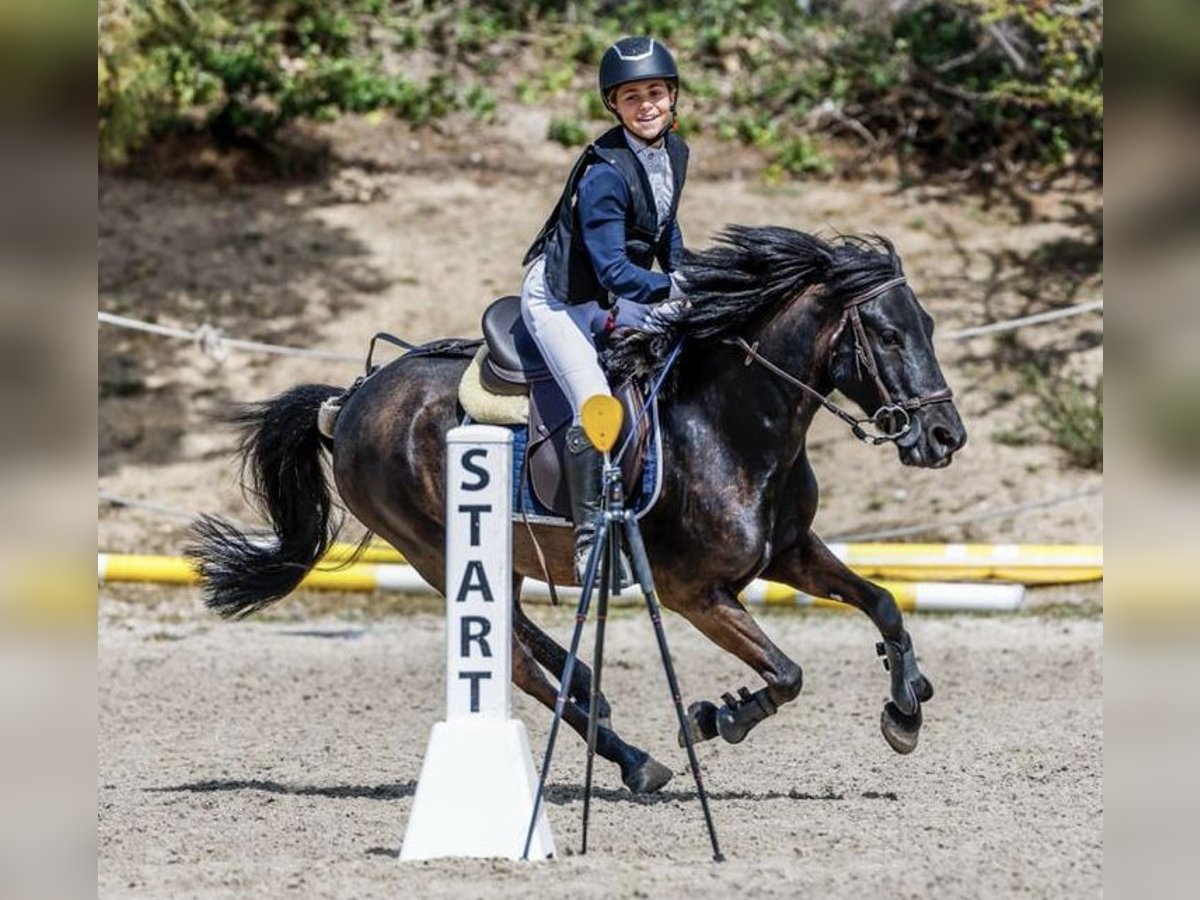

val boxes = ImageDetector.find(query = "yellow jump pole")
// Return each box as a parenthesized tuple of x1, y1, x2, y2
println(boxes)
(98, 554, 1024, 612)
(324, 541, 1101, 584)
(825, 542, 1102, 583)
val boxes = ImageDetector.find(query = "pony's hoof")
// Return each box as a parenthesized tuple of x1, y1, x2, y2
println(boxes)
(623, 756, 673, 794)
(678, 700, 719, 747)
(880, 701, 923, 755)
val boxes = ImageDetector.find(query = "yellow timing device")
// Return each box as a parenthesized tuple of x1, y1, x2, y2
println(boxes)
(580, 395, 623, 453)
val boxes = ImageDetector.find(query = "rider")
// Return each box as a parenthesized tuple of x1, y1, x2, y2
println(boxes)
(520, 35, 690, 582)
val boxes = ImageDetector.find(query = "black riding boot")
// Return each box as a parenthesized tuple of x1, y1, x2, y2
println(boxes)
(564, 424, 604, 584)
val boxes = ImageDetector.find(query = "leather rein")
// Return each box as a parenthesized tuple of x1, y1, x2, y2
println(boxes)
(724, 276, 954, 446)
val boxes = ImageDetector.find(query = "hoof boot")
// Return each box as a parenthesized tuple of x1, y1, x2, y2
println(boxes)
(715, 686, 777, 745)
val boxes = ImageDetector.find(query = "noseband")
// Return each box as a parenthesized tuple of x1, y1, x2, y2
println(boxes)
(724, 276, 954, 446)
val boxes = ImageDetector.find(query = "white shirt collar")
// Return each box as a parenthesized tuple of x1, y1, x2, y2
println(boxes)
(622, 128, 666, 155)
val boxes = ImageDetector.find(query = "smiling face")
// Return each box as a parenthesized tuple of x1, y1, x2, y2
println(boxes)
(611, 78, 675, 142)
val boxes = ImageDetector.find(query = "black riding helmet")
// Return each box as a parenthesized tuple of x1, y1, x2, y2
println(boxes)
(598, 36, 679, 120)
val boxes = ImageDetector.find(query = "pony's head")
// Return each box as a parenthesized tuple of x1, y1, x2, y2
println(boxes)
(821, 251, 967, 468)
(605, 226, 966, 468)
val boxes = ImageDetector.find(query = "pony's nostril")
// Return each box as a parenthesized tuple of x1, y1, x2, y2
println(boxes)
(932, 425, 957, 451)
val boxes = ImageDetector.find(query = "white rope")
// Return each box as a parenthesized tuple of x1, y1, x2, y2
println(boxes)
(100, 296, 1103, 364)
(826, 485, 1101, 542)
(938, 300, 1103, 341)
(98, 311, 361, 363)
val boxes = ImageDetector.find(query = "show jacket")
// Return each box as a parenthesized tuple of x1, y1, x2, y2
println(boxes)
(524, 125, 688, 307)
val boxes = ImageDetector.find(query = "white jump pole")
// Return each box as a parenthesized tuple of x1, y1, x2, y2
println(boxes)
(400, 425, 555, 861)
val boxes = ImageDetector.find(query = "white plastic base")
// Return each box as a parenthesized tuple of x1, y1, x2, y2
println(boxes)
(400, 718, 556, 861)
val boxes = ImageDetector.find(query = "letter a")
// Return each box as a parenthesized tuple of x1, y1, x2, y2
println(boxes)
(455, 560, 495, 603)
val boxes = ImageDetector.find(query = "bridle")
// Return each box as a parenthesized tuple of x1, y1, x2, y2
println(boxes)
(723, 276, 954, 446)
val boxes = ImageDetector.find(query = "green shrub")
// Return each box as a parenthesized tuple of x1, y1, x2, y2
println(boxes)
(98, 0, 1103, 181)
(98, 0, 486, 163)
(547, 116, 589, 147)
(769, 135, 834, 178)
(1025, 366, 1103, 471)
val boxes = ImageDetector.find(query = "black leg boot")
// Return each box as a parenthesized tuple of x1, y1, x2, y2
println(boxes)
(564, 424, 604, 584)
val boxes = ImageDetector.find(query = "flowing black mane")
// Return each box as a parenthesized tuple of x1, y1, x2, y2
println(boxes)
(604, 225, 903, 382)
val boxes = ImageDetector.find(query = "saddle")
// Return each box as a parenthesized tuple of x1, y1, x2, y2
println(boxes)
(461, 295, 652, 519)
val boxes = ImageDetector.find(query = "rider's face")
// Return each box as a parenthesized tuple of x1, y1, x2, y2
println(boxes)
(612, 79, 675, 143)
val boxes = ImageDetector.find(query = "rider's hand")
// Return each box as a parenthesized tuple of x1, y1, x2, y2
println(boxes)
(668, 271, 688, 302)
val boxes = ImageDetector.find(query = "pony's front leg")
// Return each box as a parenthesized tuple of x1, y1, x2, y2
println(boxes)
(663, 587, 804, 747)
(763, 532, 933, 754)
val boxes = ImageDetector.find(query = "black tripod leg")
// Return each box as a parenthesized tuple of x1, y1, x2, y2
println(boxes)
(623, 512, 725, 863)
(581, 521, 614, 854)
(522, 518, 609, 860)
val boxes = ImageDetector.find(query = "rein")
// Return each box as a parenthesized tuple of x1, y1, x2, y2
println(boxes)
(724, 276, 953, 446)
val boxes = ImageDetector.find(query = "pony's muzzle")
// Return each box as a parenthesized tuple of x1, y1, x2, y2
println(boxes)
(899, 405, 966, 467)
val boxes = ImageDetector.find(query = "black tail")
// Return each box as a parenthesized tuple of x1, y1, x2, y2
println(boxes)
(187, 384, 343, 618)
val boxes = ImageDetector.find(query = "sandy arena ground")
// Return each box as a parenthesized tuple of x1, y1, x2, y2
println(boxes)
(99, 113, 1103, 897)
(98, 601, 1101, 898)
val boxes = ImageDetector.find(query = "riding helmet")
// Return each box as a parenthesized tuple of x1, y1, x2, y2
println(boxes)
(598, 37, 679, 112)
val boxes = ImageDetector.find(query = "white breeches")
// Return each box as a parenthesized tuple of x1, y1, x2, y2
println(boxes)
(520, 256, 665, 422)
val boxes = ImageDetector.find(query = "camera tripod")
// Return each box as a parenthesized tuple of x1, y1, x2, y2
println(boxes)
(522, 396, 724, 862)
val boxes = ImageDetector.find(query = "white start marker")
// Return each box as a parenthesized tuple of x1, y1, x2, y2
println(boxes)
(399, 425, 555, 861)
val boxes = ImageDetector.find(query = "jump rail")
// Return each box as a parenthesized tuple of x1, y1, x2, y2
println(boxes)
(98, 552, 1028, 612)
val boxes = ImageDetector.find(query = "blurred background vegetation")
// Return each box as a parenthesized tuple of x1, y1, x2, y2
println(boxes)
(97, 0, 1101, 183)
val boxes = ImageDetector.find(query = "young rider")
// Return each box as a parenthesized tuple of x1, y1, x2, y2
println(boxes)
(520, 36, 690, 582)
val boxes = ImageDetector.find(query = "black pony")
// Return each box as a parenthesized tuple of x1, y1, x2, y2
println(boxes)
(191, 226, 967, 795)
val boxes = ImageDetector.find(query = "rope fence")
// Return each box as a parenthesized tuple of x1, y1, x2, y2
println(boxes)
(97, 298, 1102, 364)
(937, 299, 1103, 341)
(97, 311, 361, 364)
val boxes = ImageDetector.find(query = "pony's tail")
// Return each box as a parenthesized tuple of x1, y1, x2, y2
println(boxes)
(187, 384, 344, 618)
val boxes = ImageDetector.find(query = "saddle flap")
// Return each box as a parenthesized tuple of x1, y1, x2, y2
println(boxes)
(526, 382, 574, 515)
(481, 295, 551, 384)
(525, 378, 652, 518)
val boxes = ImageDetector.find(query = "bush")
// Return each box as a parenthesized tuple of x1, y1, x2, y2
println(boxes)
(98, 0, 482, 164)
(887, 0, 1103, 172)
(1025, 366, 1103, 471)
(98, 0, 1103, 181)
(547, 116, 589, 147)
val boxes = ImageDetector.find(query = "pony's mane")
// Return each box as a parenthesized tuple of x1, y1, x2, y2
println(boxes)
(603, 226, 903, 382)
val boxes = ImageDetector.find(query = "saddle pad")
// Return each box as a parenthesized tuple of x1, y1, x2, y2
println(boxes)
(457, 346, 528, 425)
(505, 400, 664, 526)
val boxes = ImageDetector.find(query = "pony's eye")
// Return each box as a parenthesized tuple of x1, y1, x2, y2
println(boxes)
(880, 329, 902, 347)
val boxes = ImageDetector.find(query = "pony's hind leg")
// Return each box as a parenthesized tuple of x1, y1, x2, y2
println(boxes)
(513, 600, 612, 728)
(510, 629, 672, 795)
(663, 587, 804, 747)
(763, 532, 932, 754)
